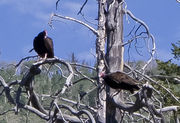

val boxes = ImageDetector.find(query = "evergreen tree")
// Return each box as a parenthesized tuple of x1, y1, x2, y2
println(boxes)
(156, 41, 180, 106)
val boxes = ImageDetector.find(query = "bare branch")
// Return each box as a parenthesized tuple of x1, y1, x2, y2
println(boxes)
(59, 60, 74, 94)
(125, 10, 150, 35)
(0, 75, 15, 104)
(125, 10, 156, 71)
(0, 108, 15, 115)
(74, 68, 96, 85)
(141, 74, 180, 103)
(70, 62, 96, 70)
(142, 34, 156, 71)
(157, 106, 179, 112)
(54, 102, 68, 122)
(124, 63, 180, 104)
(0, 75, 8, 87)
(133, 113, 153, 123)
(110, 83, 170, 122)
(39, 94, 97, 113)
(122, 35, 148, 46)
(151, 75, 180, 84)
(56, 114, 82, 123)
(23, 105, 49, 120)
(58, 104, 96, 123)
(56, 0, 61, 10)
(15, 55, 38, 68)
(28, 90, 48, 114)
(54, 64, 67, 78)
(49, 13, 98, 36)
(109, 84, 150, 113)
(60, 97, 97, 113)
(29, 58, 75, 95)
(79, 86, 97, 100)
(77, 0, 88, 15)
(72, 77, 97, 86)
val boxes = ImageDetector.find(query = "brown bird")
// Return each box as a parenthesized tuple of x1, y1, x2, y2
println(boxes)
(32, 30, 54, 59)
(100, 71, 140, 93)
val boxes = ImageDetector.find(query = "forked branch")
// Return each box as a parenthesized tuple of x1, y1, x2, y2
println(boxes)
(124, 9, 156, 71)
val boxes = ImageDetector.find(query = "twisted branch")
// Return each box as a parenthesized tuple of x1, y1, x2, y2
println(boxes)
(58, 104, 96, 123)
(124, 10, 156, 71)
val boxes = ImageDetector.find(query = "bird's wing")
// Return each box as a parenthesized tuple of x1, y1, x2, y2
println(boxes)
(107, 71, 138, 85)
(33, 37, 38, 49)
(44, 37, 54, 54)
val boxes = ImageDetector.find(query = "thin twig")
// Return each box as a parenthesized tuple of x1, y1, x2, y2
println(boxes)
(70, 63, 96, 70)
(77, 0, 88, 15)
(0, 108, 15, 115)
(56, 0, 61, 10)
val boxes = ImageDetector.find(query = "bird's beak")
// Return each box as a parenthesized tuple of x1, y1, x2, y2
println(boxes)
(99, 72, 105, 78)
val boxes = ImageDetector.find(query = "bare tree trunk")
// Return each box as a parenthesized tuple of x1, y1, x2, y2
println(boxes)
(96, 0, 106, 122)
(106, 0, 124, 122)
(96, 0, 124, 122)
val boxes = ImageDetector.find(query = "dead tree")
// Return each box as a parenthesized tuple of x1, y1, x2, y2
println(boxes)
(105, 0, 124, 122)
(0, 0, 179, 123)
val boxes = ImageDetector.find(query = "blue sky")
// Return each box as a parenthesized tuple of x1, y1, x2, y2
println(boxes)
(0, 0, 180, 65)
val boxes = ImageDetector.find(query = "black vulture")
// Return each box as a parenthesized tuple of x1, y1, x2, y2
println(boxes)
(33, 30, 54, 59)
(100, 71, 140, 93)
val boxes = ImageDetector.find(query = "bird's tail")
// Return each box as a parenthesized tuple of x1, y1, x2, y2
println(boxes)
(29, 48, 34, 53)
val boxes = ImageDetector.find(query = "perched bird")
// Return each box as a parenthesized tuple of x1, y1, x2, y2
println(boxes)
(100, 71, 140, 93)
(31, 30, 54, 59)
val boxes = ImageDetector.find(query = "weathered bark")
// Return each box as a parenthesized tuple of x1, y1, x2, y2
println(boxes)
(106, 0, 124, 72)
(106, 0, 124, 122)
(96, 0, 106, 122)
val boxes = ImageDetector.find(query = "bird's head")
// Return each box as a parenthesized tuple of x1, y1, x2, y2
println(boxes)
(44, 30, 48, 38)
(99, 72, 106, 78)
(38, 30, 48, 38)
